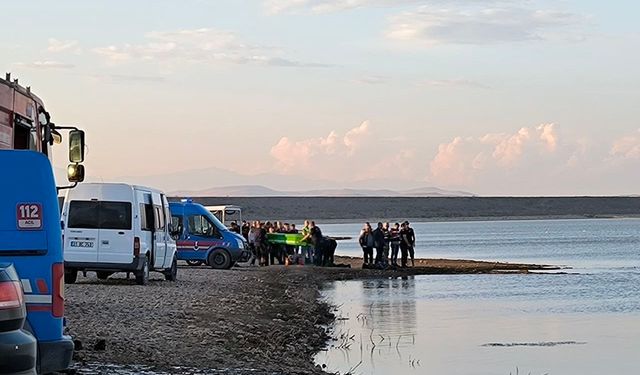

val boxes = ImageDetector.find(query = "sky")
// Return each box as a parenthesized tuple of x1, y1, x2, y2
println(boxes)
(1, 0, 639, 195)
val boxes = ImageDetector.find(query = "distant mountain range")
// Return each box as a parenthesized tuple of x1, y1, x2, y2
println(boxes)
(170, 185, 475, 197)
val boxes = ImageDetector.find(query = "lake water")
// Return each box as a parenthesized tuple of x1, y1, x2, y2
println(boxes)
(316, 219, 640, 375)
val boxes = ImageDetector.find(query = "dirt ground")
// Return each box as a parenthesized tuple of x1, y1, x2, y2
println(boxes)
(65, 258, 557, 374)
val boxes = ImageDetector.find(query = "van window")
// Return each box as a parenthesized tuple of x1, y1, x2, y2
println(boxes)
(140, 203, 154, 231)
(187, 215, 219, 238)
(155, 206, 164, 230)
(68, 201, 132, 230)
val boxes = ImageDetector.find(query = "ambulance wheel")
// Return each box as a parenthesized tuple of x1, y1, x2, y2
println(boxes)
(208, 249, 231, 270)
(136, 256, 150, 285)
(65, 269, 78, 284)
(186, 260, 203, 266)
(164, 256, 178, 281)
(96, 271, 112, 280)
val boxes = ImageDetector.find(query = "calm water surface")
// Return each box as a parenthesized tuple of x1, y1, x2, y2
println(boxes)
(317, 219, 640, 375)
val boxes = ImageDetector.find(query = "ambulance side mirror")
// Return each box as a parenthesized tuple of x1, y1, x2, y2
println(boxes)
(67, 163, 85, 183)
(69, 130, 85, 163)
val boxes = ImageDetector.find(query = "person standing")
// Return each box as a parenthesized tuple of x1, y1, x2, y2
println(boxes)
(400, 221, 416, 267)
(372, 222, 385, 267)
(389, 222, 401, 267)
(301, 220, 313, 264)
(310, 221, 325, 266)
(358, 223, 374, 267)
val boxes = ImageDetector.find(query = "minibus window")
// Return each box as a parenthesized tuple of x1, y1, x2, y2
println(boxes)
(99, 202, 132, 230)
(68, 201, 99, 228)
(140, 203, 154, 231)
(69, 201, 132, 230)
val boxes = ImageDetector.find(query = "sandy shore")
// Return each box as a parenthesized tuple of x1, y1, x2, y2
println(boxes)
(65, 258, 559, 374)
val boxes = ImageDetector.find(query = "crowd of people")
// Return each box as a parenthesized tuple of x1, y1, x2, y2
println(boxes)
(234, 220, 337, 267)
(359, 221, 416, 269)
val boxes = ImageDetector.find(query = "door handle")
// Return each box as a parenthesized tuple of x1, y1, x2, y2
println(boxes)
(118, 231, 125, 235)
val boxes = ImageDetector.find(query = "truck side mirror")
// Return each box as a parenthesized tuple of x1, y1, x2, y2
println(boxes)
(69, 130, 85, 163)
(67, 163, 85, 183)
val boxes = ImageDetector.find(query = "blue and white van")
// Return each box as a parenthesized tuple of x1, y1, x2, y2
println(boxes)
(169, 200, 250, 269)
(0, 150, 74, 374)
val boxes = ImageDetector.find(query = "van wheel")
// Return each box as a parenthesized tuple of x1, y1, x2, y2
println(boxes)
(186, 260, 203, 266)
(65, 269, 78, 284)
(136, 257, 150, 285)
(208, 249, 232, 270)
(164, 256, 178, 281)
(96, 271, 112, 280)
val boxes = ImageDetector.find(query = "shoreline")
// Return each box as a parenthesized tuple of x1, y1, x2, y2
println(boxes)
(66, 258, 561, 374)
(313, 214, 640, 225)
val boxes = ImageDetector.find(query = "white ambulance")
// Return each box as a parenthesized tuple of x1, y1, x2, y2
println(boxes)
(61, 183, 177, 285)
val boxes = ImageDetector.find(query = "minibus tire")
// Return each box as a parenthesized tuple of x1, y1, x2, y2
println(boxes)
(186, 260, 203, 266)
(64, 269, 78, 284)
(136, 257, 150, 285)
(164, 256, 178, 281)
(208, 249, 232, 270)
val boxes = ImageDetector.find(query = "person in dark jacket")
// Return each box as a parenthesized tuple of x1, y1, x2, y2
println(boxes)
(400, 221, 416, 267)
(389, 222, 401, 267)
(372, 222, 385, 266)
(358, 223, 374, 267)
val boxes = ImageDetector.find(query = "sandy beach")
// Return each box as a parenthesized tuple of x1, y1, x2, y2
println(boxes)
(65, 257, 557, 374)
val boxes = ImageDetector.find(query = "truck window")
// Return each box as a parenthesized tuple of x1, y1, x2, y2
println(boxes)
(187, 215, 218, 237)
(68, 201, 132, 230)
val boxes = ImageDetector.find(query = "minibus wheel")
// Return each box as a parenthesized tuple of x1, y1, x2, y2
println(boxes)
(64, 269, 78, 284)
(164, 256, 178, 281)
(208, 249, 231, 270)
(136, 256, 150, 285)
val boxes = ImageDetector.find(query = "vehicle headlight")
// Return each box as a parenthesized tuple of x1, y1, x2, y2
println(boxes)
(237, 239, 245, 249)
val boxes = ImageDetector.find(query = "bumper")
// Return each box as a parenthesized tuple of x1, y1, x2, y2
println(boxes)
(65, 256, 146, 273)
(37, 336, 74, 374)
(233, 249, 251, 262)
(0, 329, 37, 375)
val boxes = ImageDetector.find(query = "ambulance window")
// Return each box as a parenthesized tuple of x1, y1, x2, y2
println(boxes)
(187, 215, 219, 238)
(68, 201, 99, 228)
(99, 202, 132, 230)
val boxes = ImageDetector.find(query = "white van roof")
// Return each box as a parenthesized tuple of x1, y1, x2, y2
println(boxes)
(64, 183, 165, 201)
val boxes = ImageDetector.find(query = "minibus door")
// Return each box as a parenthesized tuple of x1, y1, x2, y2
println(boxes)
(151, 193, 167, 269)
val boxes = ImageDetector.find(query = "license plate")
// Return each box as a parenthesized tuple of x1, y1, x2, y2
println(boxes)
(70, 240, 94, 248)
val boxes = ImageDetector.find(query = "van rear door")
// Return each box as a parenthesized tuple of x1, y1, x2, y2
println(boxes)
(96, 201, 133, 264)
(65, 201, 99, 263)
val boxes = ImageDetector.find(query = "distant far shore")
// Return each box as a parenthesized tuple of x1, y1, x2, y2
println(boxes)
(169, 196, 640, 223)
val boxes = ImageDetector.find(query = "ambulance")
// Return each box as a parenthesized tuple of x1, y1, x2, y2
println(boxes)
(0, 74, 85, 373)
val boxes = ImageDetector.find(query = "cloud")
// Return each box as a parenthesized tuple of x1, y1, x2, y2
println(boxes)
(354, 75, 387, 85)
(14, 61, 75, 69)
(270, 121, 371, 170)
(93, 28, 328, 68)
(422, 78, 489, 89)
(430, 123, 560, 185)
(89, 74, 167, 84)
(610, 130, 640, 159)
(47, 38, 80, 53)
(386, 5, 581, 45)
(264, 0, 422, 14)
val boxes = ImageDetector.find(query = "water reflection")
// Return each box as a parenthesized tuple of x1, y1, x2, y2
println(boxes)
(317, 275, 640, 375)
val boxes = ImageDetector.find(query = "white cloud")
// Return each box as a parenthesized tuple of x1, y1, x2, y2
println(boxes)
(14, 61, 75, 69)
(430, 123, 560, 185)
(47, 38, 80, 53)
(264, 0, 422, 14)
(422, 78, 489, 89)
(610, 130, 640, 159)
(386, 5, 581, 45)
(93, 28, 327, 68)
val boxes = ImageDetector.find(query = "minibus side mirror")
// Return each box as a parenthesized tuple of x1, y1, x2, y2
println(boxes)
(67, 163, 85, 183)
(69, 130, 85, 163)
